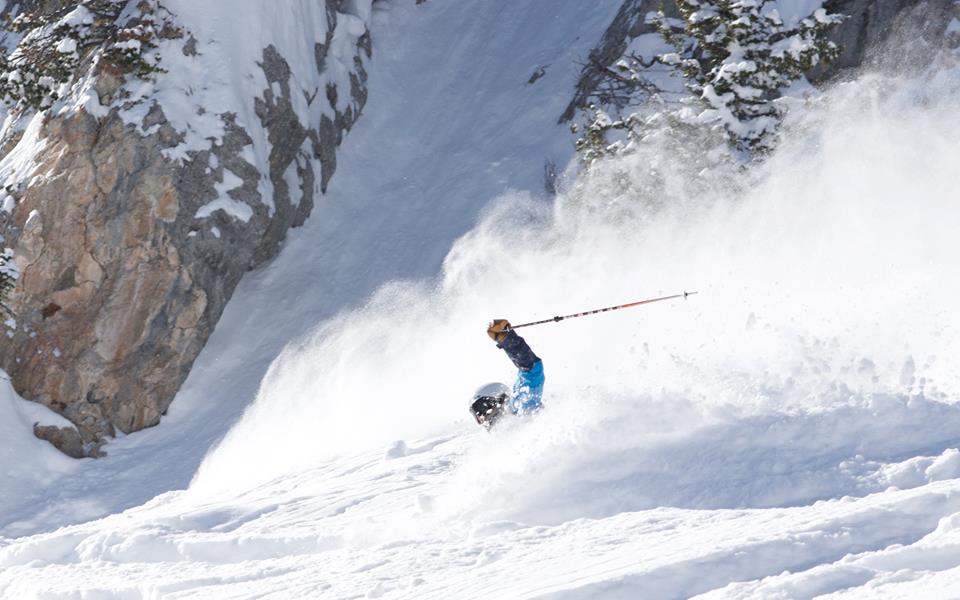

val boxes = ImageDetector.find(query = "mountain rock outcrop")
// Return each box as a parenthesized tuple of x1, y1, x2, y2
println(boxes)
(0, 0, 372, 456)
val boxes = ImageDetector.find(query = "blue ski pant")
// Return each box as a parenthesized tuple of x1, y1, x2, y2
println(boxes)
(509, 360, 544, 414)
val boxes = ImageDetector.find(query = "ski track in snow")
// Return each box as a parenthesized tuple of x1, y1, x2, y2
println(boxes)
(5, 433, 960, 598)
(4, 0, 960, 598)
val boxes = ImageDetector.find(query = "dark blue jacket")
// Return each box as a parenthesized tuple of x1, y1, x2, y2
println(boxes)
(497, 330, 544, 413)
(497, 330, 540, 371)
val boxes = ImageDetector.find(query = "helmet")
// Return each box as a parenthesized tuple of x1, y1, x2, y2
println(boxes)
(470, 382, 510, 429)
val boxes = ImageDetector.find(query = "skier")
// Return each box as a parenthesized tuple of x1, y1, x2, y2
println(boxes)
(470, 319, 544, 429)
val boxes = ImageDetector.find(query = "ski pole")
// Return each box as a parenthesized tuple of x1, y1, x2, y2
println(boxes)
(509, 291, 697, 330)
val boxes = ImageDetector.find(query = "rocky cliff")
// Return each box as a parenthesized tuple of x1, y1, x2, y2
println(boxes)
(0, 0, 373, 457)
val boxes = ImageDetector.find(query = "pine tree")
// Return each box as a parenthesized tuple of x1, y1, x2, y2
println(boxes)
(658, 0, 843, 152)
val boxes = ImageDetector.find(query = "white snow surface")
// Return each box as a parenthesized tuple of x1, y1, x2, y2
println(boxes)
(0, 373, 77, 517)
(3, 1, 960, 598)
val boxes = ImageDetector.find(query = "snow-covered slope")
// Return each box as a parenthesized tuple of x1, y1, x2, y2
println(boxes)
(6, 437, 960, 599)
(0, 0, 622, 534)
(3, 1, 960, 598)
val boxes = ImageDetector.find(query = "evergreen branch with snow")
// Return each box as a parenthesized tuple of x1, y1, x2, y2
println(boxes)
(574, 1, 845, 167)
(0, 0, 182, 111)
(656, 0, 845, 152)
(571, 105, 645, 167)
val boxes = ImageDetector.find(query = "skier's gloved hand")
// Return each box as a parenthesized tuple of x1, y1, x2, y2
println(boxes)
(487, 319, 511, 343)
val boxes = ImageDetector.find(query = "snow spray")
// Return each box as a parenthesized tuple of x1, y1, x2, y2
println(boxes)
(192, 55, 960, 504)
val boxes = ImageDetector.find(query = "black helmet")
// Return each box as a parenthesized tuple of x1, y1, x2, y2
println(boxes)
(470, 382, 510, 429)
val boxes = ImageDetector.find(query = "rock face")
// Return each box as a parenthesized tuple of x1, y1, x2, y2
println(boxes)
(814, 0, 958, 79)
(3, 109, 202, 455)
(0, 2, 371, 456)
